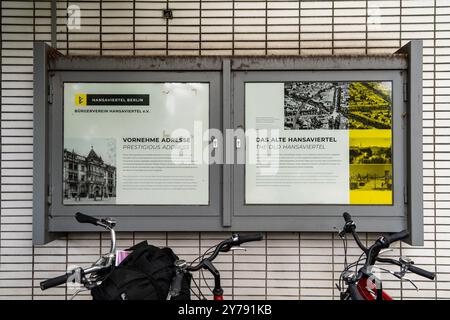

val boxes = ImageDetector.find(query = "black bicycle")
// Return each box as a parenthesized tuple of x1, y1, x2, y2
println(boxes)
(40, 212, 263, 300)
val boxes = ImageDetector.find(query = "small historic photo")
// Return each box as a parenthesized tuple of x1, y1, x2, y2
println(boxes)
(284, 81, 349, 130)
(349, 130, 392, 165)
(348, 81, 392, 129)
(349, 164, 392, 192)
(63, 138, 116, 205)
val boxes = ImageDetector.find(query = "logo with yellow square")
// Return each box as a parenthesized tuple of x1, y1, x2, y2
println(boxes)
(75, 93, 87, 107)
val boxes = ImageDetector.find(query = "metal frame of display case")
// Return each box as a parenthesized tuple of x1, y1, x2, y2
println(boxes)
(33, 41, 423, 245)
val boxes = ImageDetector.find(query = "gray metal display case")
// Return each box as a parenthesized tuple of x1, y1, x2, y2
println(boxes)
(33, 41, 423, 245)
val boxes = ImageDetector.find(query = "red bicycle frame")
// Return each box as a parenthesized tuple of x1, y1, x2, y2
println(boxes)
(214, 294, 224, 300)
(338, 212, 435, 301)
(357, 276, 393, 301)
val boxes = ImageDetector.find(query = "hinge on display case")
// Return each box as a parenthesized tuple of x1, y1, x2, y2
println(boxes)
(404, 185, 408, 204)
(48, 184, 52, 205)
(48, 85, 53, 104)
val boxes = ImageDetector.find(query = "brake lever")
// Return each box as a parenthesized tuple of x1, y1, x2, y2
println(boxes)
(401, 276, 419, 291)
(69, 287, 89, 300)
(334, 226, 347, 239)
(230, 247, 246, 252)
(220, 243, 233, 252)
(373, 263, 406, 280)
(333, 226, 344, 239)
(370, 266, 398, 278)
(374, 262, 419, 291)
(378, 248, 393, 257)
(368, 266, 416, 294)
(395, 257, 413, 278)
(335, 221, 355, 239)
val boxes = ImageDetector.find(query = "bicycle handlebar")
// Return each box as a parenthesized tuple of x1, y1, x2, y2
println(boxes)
(340, 213, 435, 281)
(40, 272, 71, 290)
(341, 213, 409, 252)
(408, 264, 435, 280)
(235, 233, 263, 246)
(75, 212, 99, 226)
(40, 264, 111, 291)
(377, 257, 435, 280)
(343, 212, 352, 223)
(180, 233, 263, 299)
(383, 230, 409, 247)
(341, 213, 367, 252)
(187, 233, 264, 272)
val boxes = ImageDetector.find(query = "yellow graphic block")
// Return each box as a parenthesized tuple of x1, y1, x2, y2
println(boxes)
(75, 93, 87, 106)
(350, 190, 392, 205)
(349, 128, 391, 143)
(349, 129, 393, 205)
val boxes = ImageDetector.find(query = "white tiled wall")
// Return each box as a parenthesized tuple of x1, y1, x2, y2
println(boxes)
(1, 0, 449, 300)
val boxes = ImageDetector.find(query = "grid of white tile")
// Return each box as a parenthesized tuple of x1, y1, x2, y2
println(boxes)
(1, 0, 449, 299)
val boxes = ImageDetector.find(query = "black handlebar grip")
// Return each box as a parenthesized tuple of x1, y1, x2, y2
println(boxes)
(408, 264, 435, 280)
(343, 212, 352, 223)
(75, 212, 99, 225)
(236, 233, 263, 245)
(384, 230, 409, 245)
(40, 273, 69, 290)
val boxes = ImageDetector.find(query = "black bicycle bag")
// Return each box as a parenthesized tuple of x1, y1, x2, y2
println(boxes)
(91, 241, 190, 300)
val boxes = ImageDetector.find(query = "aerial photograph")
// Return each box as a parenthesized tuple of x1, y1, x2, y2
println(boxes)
(348, 81, 392, 129)
(284, 81, 349, 130)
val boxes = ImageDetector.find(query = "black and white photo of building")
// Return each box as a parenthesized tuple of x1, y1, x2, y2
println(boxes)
(63, 142, 116, 204)
(284, 82, 349, 130)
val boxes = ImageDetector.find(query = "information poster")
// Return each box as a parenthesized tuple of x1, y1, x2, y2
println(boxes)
(245, 81, 392, 205)
(63, 83, 209, 205)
